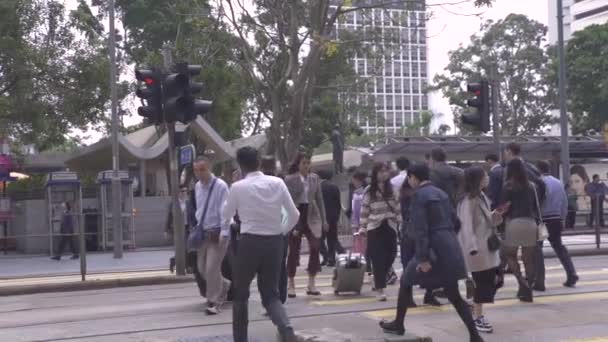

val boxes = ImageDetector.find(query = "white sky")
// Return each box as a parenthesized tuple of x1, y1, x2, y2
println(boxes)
(67, 0, 549, 143)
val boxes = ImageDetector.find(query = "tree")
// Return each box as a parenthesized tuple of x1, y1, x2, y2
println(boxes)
(432, 14, 556, 136)
(0, 0, 122, 150)
(112, 0, 247, 141)
(215, 0, 496, 167)
(565, 23, 608, 134)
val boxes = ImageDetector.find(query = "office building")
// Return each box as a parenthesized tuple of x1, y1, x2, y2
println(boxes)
(333, 0, 429, 136)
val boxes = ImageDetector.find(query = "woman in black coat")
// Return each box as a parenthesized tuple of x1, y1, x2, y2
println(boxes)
(380, 164, 483, 342)
(399, 178, 440, 307)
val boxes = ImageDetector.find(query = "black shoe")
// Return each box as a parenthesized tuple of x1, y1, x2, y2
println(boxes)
(424, 294, 442, 306)
(533, 284, 546, 292)
(51, 256, 61, 261)
(320, 260, 328, 267)
(564, 275, 579, 288)
(327, 261, 336, 267)
(379, 320, 405, 336)
(169, 258, 175, 273)
(517, 285, 533, 302)
(70, 254, 79, 260)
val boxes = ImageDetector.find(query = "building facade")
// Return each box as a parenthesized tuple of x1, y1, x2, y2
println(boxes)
(333, 0, 429, 136)
(548, 0, 608, 44)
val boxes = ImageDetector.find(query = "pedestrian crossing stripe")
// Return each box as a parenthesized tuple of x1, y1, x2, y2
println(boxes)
(310, 279, 608, 306)
(363, 290, 608, 319)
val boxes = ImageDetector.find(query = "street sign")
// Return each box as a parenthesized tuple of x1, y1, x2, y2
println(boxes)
(179, 144, 196, 167)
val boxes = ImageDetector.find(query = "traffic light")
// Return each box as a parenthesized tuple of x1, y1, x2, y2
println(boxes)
(164, 63, 212, 124)
(135, 68, 163, 125)
(463, 80, 491, 132)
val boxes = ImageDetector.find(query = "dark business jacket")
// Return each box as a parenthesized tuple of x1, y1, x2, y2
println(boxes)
(487, 165, 503, 210)
(431, 162, 464, 207)
(321, 180, 342, 225)
(402, 183, 467, 288)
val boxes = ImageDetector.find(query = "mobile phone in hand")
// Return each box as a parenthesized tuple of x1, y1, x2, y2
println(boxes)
(496, 202, 511, 215)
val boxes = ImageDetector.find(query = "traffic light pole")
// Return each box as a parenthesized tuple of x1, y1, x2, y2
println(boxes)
(163, 44, 187, 276)
(491, 77, 501, 160)
(109, 0, 123, 258)
(557, 0, 571, 181)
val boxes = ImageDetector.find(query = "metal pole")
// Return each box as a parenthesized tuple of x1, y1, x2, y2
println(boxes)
(79, 186, 86, 281)
(595, 195, 601, 249)
(491, 72, 501, 160)
(109, 0, 123, 258)
(557, 0, 571, 182)
(163, 44, 186, 276)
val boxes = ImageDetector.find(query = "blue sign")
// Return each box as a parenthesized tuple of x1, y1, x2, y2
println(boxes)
(179, 145, 196, 167)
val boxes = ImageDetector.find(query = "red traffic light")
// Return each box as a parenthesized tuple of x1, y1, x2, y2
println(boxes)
(144, 77, 155, 85)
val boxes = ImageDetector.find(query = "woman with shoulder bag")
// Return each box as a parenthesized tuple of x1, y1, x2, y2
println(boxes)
(499, 158, 541, 303)
(457, 167, 504, 334)
(380, 164, 483, 342)
(359, 162, 401, 301)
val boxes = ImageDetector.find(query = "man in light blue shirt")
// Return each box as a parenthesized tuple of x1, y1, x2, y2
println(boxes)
(534, 161, 578, 290)
(192, 156, 231, 315)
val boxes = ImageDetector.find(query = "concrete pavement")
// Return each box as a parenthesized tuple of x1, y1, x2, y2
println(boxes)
(1, 255, 608, 342)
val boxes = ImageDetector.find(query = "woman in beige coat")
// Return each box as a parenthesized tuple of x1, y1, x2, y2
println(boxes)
(457, 166, 504, 334)
(284, 152, 327, 297)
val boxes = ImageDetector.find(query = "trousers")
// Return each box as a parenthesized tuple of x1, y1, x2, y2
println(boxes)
(233, 234, 293, 342)
(197, 238, 229, 304)
(534, 219, 577, 286)
(367, 221, 397, 290)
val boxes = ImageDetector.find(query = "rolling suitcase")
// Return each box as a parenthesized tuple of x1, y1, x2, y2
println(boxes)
(332, 252, 366, 295)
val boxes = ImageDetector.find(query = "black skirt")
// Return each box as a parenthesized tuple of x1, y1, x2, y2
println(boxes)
(471, 267, 499, 304)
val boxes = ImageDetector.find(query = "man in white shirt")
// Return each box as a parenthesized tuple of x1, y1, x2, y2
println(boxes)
(223, 146, 300, 342)
(192, 157, 231, 315)
(390, 157, 410, 195)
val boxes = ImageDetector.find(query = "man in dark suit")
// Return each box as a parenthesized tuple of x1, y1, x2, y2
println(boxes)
(318, 170, 345, 267)
(492, 143, 546, 205)
(429, 147, 464, 208)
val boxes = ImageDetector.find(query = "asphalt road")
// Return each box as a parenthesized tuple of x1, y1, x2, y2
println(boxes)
(2, 255, 608, 342)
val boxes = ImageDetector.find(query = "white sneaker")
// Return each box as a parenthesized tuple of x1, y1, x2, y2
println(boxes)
(377, 291, 387, 302)
(205, 305, 219, 315)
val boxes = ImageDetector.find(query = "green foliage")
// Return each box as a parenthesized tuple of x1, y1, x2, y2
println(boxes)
(565, 23, 608, 134)
(0, 0, 119, 150)
(6, 174, 46, 195)
(431, 14, 556, 136)
(114, 0, 245, 140)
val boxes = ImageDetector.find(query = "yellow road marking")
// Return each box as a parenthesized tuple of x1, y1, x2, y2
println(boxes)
(364, 291, 608, 319)
(563, 338, 608, 342)
(0, 270, 172, 287)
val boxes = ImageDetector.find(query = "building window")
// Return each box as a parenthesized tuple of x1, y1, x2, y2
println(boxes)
(376, 77, 384, 93)
(413, 81, 420, 93)
(404, 95, 412, 110)
(385, 79, 393, 93)
(384, 61, 392, 76)
(574, 5, 608, 20)
(394, 78, 402, 92)
(386, 95, 394, 109)
(403, 62, 411, 76)
(422, 96, 429, 110)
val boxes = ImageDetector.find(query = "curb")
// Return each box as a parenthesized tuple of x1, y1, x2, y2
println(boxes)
(0, 274, 194, 297)
(545, 248, 608, 258)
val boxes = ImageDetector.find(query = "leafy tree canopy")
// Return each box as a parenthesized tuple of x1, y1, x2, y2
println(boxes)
(565, 23, 608, 134)
(432, 13, 556, 135)
(0, 0, 121, 150)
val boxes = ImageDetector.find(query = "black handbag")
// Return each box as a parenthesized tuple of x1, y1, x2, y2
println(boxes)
(487, 232, 502, 251)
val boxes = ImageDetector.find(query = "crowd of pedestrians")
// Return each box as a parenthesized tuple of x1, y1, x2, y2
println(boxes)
(166, 141, 586, 342)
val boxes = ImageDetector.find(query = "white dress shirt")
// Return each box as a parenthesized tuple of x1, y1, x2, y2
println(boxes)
(390, 170, 407, 196)
(223, 171, 300, 235)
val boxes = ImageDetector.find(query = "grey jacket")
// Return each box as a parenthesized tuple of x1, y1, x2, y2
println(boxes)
(284, 173, 327, 238)
(431, 162, 464, 207)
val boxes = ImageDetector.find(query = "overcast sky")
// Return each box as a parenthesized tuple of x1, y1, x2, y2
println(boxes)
(68, 0, 549, 143)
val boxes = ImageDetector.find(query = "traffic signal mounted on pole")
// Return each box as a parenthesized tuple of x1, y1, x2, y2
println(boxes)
(163, 62, 212, 124)
(135, 68, 163, 125)
(463, 80, 491, 132)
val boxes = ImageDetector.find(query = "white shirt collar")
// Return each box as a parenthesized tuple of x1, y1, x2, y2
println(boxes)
(245, 171, 264, 178)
